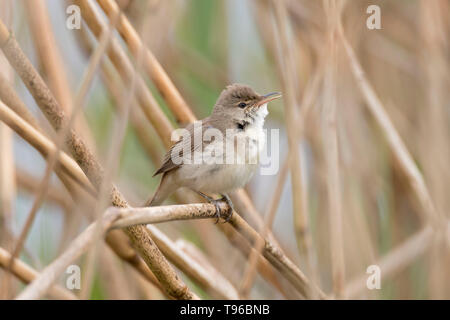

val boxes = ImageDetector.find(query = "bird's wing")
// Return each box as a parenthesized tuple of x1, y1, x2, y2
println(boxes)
(153, 118, 214, 176)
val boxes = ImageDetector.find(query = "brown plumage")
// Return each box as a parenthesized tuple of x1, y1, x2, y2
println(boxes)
(153, 118, 214, 176)
(153, 84, 261, 177)
(147, 84, 281, 222)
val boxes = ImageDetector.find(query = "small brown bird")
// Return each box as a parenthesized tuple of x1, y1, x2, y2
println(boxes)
(146, 84, 281, 222)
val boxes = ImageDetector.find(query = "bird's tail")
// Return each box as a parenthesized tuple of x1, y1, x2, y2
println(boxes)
(143, 174, 174, 207)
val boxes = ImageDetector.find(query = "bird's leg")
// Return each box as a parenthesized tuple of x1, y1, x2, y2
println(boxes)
(196, 191, 222, 224)
(219, 193, 234, 223)
(196, 192, 234, 223)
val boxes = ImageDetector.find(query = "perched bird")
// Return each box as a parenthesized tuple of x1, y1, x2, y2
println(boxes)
(146, 84, 281, 222)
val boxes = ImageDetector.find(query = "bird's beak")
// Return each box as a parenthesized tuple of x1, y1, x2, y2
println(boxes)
(256, 92, 282, 107)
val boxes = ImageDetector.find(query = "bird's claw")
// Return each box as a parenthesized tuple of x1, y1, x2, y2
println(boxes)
(219, 194, 234, 223)
(197, 192, 234, 223)
(212, 199, 221, 224)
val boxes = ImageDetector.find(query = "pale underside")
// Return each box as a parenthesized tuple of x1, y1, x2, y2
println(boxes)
(154, 104, 268, 195)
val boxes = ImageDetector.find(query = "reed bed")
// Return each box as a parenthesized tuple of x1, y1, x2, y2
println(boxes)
(0, 0, 449, 300)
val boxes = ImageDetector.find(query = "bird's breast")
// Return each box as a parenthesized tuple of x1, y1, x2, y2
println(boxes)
(173, 123, 266, 194)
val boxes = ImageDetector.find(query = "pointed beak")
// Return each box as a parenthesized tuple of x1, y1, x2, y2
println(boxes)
(256, 92, 282, 107)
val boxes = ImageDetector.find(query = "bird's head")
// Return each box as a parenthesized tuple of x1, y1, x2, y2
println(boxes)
(211, 84, 282, 127)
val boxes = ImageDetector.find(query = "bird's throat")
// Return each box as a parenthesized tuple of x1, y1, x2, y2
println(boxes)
(244, 103, 268, 131)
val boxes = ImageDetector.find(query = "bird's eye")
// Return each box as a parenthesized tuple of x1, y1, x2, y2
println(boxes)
(238, 102, 247, 108)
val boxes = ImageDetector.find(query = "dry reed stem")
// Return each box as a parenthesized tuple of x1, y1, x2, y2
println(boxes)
(0, 21, 196, 300)
(242, 69, 325, 298)
(108, 203, 225, 228)
(231, 189, 287, 257)
(0, 69, 98, 209)
(9, 160, 64, 267)
(76, 0, 174, 147)
(0, 247, 77, 300)
(0, 72, 41, 131)
(419, 0, 450, 299)
(23, 0, 93, 146)
(226, 199, 321, 297)
(337, 19, 439, 227)
(176, 238, 237, 295)
(170, 42, 229, 88)
(108, 204, 263, 299)
(109, 202, 321, 298)
(79, 21, 166, 163)
(73, 21, 165, 174)
(0, 68, 88, 200)
(0, 18, 15, 247)
(0, 63, 103, 264)
(98, 248, 137, 299)
(252, 0, 283, 80)
(147, 226, 239, 300)
(344, 222, 450, 299)
(14, 206, 206, 300)
(15, 210, 123, 300)
(16, 170, 73, 212)
(24, 0, 71, 109)
(96, 0, 196, 125)
(0, 95, 164, 295)
(72, 9, 123, 299)
(80, 6, 146, 298)
(101, 229, 165, 291)
(219, 223, 294, 299)
(322, 0, 345, 298)
(0, 100, 95, 194)
(271, 0, 315, 281)
(0, 52, 15, 299)
(0, 71, 93, 202)
(107, 202, 320, 298)
(100, 64, 165, 164)
(230, 208, 325, 299)
(0, 228, 41, 268)
(8, 18, 116, 269)
(241, 12, 326, 294)
(238, 156, 289, 298)
(0, 29, 105, 187)
(0, 139, 11, 226)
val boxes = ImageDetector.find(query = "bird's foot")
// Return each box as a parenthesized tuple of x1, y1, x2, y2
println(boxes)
(197, 192, 234, 223)
(219, 194, 234, 223)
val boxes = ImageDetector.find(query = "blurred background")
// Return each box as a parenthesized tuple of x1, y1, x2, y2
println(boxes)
(0, 0, 449, 299)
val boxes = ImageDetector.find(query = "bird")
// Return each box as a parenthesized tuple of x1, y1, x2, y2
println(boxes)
(146, 84, 282, 222)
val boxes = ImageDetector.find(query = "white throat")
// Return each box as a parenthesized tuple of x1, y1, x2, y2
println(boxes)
(248, 103, 268, 129)
(244, 103, 268, 156)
